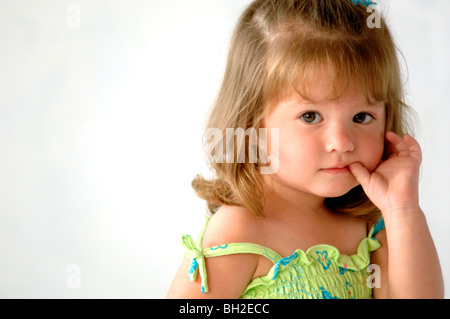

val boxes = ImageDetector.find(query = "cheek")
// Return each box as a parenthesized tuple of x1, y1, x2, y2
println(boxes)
(361, 133, 385, 171)
(278, 130, 317, 163)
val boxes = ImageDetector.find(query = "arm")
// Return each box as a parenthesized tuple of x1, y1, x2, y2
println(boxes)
(166, 207, 260, 299)
(370, 210, 443, 299)
(350, 132, 444, 298)
(382, 206, 443, 298)
(166, 253, 258, 299)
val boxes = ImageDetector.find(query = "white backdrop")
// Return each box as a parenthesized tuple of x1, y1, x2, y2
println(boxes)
(0, 0, 448, 298)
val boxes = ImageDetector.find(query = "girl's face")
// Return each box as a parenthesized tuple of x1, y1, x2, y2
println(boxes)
(263, 79, 386, 200)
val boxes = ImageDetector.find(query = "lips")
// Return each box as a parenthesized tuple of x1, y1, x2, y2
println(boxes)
(321, 164, 351, 175)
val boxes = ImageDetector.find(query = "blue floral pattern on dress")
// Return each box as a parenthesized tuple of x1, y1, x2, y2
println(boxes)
(339, 265, 355, 275)
(188, 259, 199, 281)
(320, 287, 340, 299)
(271, 252, 299, 280)
(316, 251, 331, 270)
(210, 244, 228, 250)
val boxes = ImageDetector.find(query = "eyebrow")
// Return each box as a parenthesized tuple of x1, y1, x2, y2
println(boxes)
(365, 100, 385, 107)
(293, 99, 385, 108)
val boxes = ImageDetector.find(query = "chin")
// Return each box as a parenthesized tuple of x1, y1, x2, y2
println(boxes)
(317, 181, 360, 198)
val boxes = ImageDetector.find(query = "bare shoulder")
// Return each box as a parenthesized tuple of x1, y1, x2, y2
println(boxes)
(203, 205, 264, 248)
(166, 205, 263, 299)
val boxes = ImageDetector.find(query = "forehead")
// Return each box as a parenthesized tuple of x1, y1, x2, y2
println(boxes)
(266, 67, 381, 115)
(299, 70, 379, 106)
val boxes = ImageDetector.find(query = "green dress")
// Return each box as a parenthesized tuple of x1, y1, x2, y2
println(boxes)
(181, 215, 385, 299)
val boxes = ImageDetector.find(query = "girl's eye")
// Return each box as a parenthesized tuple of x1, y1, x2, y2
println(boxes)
(353, 112, 374, 124)
(300, 112, 322, 124)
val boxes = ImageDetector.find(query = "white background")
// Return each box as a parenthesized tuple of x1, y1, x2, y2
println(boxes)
(0, 0, 448, 298)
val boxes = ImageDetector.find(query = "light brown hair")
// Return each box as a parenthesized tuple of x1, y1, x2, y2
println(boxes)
(192, 0, 413, 220)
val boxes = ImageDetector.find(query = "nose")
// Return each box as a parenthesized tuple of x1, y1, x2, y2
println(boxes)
(325, 123, 355, 153)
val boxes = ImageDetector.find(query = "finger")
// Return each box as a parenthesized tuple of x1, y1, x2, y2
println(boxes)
(385, 131, 412, 158)
(348, 162, 371, 188)
(403, 134, 423, 162)
(385, 131, 403, 144)
(403, 133, 420, 149)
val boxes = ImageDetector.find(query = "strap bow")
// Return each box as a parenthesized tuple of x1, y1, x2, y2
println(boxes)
(181, 234, 209, 293)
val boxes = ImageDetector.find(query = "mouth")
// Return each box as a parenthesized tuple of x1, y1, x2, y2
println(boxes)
(320, 165, 351, 175)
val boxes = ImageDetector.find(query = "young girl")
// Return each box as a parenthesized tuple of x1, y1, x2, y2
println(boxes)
(167, 0, 444, 299)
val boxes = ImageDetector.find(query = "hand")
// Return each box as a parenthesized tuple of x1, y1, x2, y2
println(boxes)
(349, 131, 422, 214)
